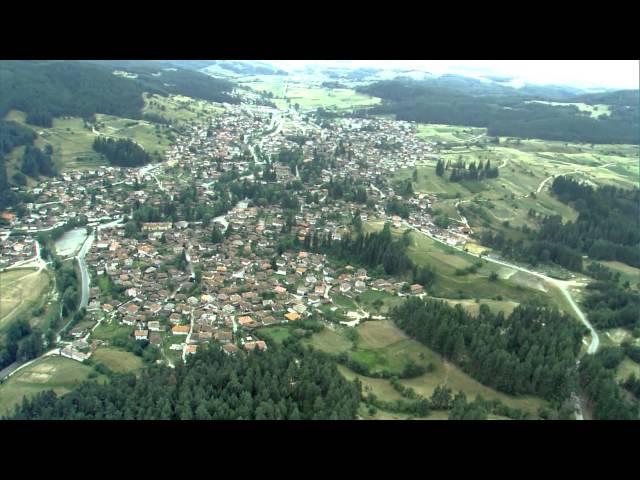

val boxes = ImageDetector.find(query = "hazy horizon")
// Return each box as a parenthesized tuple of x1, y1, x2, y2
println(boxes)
(264, 60, 639, 91)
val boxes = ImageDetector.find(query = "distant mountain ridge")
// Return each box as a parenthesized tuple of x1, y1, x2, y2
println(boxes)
(356, 78, 639, 144)
(0, 60, 238, 126)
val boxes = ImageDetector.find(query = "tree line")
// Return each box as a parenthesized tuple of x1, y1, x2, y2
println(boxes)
(20, 145, 57, 178)
(356, 79, 639, 144)
(0, 319, 44, 371)
(0, 61, 238, 127)
(436, 158, 499, 181)
(93, 137, 151, 167)
(6, 343, 361, 420)
(480, 176, 640, 272)
(392, 297, 586, 401)
(303, 222, 436, 288)
(0, 121, 38, 209)
(578, 346, 639, 420)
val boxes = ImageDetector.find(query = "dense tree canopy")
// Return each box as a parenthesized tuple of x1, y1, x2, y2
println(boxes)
(0, 61, 237, 124)
(6, 344, 361, 420)
(0, 319, 43, 370)
(93, 137, 151, 167)
(357, 79, 639, 144)
(392, 298, 585, 400)
(20, 145, 57, 178)
(579, 347, 639, 420)
(0, 121, 36, 155)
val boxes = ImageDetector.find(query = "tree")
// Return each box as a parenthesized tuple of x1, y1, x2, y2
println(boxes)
(124, 221, 138, 238)
(435, 159, 445, 177)
(412, 169, 419, 182)
(434, 215, 449, 229)
(211, 224, 224, 244)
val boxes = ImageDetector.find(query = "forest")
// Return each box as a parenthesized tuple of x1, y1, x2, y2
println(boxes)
(0, 61, 237, 126)
(6, 343, 361, 420)
(0, 319, 44, 371)
(0, 121, 38, 209)
(20, 145, 57, 178)
(392, 297, 585, 401)
(357, 79, 639, 144)
(546, 176, 640, 267)
(578, 347, 639, 420)
(304, 222, 436, 288)
(0, 121, 36, 155)
(0, 157, 15, 210)
(93, 137, 151, 167)
(581, 281, 640, 330)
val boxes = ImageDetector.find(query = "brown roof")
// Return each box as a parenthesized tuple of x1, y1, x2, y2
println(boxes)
(172, 325, 190, 334)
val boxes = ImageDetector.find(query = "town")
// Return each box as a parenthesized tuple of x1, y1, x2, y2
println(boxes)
(1, 101, 479, 367)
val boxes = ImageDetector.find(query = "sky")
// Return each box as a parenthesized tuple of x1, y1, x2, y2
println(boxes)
(267, 60, 639, 90)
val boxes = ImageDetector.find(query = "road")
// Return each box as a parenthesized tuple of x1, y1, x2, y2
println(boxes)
(151, 172, 164, 192)
(369, 183, 386, 199)
(534, 162, 615, 196)
(536, 175, 555, 193)
(97, 216, 125, 232)
(76, 232, 95, 310)
(182, 309, 195, 363)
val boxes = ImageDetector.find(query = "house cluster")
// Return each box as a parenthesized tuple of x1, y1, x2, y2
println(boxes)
(1, 98, 469, 368)
(0, 235, 37, 269)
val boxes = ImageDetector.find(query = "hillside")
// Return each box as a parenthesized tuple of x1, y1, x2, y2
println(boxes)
(356, 79, 640, 144)
(570, 89, 639, 106)
(0, 61, 238, 127)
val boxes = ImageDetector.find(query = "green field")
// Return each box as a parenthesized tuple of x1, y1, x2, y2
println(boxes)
(92, 347, 144, 373)
(403, 225, 550, 303)
(600, 261, 640, 289)
(91, 320, 131, 342)
(415, 124, 486, 144)
(616, 358, 640, 382)
(436, 297, 519, 317)
(4, 108, 172, 171)
(240, 76, 380, 112)
(142, 93, 225, 127)
(525, 101, 611, 119)
(330, 320, 547, 417)
(304, 327, 352, 354)
(394, 137, 638, 238)
(0, 356, 104, 416)
(0, 269, 51, 332)
(255, 325, 292, 345)
(358, 289, 405, 315)
(331, 293, 358, 310)
(346, 321, 437, 375)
